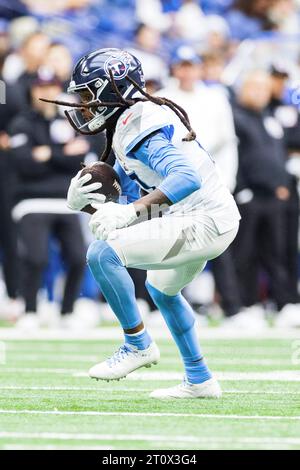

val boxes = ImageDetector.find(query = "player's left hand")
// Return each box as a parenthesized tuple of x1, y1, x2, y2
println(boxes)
(89, 202, 138, 240)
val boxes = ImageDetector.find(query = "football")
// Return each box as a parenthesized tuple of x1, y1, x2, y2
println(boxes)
(80, 162, 122, 214)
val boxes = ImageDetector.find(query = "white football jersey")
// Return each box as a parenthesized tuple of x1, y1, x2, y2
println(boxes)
(112, 101, 241, 234)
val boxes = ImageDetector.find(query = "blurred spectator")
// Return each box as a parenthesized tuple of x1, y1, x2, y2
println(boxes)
(173, 0, 207, 41)
(159, 45, 241, 319)
(16, 32, 51, 100)
(232, 70, 300, 328)
(0, 52, 22, 319)
(0, 0, 28, 20)
(0, 19, 10, 57)
(9, 72, 88, 330)
(268, 0, 300, 34)
(202, 51, 226, 84)
(43, 42, 73, 90)
(226, 0, 277, 40)
(269, 63, 300, 309)
(203, 14, 231, 53)
(129, 24, 168, 86)
(201, 0, 234, 15)
(4, 30, 49, 87)
(160, 45, 238, 191)
(21, 0, 92, 15)
(136, 0, 172, 32)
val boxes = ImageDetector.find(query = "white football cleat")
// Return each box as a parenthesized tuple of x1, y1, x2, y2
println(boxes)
(89, 342, 160, 381)
(16, 313, 41, 331)
(150, 377, 222, 399)
(0, 298, 23, 322)
(275, 304, 300, 328)
(222, 305, 268, 331)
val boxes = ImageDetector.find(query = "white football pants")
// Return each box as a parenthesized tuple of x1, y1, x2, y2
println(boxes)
(107, 213, 239, 296)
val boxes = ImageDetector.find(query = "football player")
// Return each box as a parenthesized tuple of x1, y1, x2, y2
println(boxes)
(46, 48, 241, 399)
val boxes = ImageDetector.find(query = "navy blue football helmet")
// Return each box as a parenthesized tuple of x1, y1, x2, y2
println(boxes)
(66, 48, 145, 134)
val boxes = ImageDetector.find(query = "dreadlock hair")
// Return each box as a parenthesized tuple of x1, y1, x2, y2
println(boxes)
(40, 70, 196, 162)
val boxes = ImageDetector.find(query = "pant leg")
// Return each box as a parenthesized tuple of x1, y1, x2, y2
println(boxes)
(211, 249, 242, 317)
(0, 164, 19, 299)
(232, 199, 260, 307)
(258, 198, 292, 310)
(285, 180, 300, 303)
(18, 214, 52, 313)
(54, 214, 86, 314)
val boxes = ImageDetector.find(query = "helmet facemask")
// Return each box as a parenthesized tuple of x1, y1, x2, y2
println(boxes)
(65, 77, 135, 135)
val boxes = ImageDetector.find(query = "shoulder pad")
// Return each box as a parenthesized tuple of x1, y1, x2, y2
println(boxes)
(114, 101, 172, 155)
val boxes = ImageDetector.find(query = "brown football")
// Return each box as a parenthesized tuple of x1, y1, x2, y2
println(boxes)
(80, 162, 122, 214)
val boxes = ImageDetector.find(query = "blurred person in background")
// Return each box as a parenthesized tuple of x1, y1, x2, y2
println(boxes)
(20, 0, 92, 15)
(172, 0, 207, 42)
(43, 43, 73, 91)
(1, 16, 40, 85)
(201, 51, 237, 102)
(268, 63, 300, 322)
(202, 14, 231, 55)
(159, 45, 242, 321)
(0, 19, 10, 57)
(232, 70, 300, 328)
(9, 72, 88, 330)
(15, 31, 50, 103)
(226, 0, 278, 40)
(160, 46, 238, 197)
(129, 23, 168, 87)
(268, 0, 300, 34)
(201, 51, 227, 86)
(0, 51, 22, 320)
(0, 0, 28, 20)
(135, 0, 171, 32)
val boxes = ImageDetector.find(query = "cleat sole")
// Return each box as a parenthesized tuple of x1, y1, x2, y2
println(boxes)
(90, 358, 159, 382)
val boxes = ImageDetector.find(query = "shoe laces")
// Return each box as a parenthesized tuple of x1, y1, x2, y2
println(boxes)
(106, 344, 136, 367)
(181, 376, 192, 388)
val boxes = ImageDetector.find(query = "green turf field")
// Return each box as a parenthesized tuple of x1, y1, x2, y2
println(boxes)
(0, 335, 300, 450)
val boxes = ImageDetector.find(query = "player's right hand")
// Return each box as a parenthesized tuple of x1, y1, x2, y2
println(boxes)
(67, 170, 106, 211)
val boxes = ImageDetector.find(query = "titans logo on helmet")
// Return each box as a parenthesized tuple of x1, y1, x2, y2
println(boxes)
(104, 57, 129, 80)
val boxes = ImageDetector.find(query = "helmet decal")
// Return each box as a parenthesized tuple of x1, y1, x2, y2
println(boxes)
(104, 52, 132, 80)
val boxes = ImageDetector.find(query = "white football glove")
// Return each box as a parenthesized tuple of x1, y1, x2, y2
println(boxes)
(67, 170, 106, 211)
(89, 201, 138, 240)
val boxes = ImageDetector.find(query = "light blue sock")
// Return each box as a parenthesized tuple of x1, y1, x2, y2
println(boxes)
(124, 328, 152, 351)
(146, 281, 212, 384)
(87, 241, 152, 350)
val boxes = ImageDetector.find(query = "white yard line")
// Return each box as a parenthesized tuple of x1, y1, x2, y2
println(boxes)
(2, 367, 300, 381)
(2, 444, 114, 450)
(5, 345, 294, 356)
(5, 354, 99, 363)
(4, 354, 296, 366)
(1, 432, 300, 446)
(73, 370, 300, 382)
(0, 327, 299, 340)
(0, 409, 299, 420)
(0, 386, 300, 395)
(0, 386, 152, 392)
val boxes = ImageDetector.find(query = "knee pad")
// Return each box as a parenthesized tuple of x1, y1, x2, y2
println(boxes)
(86, 240, 109, 270)
(87, 240, 122, 273)
(146, 281, 195, 334)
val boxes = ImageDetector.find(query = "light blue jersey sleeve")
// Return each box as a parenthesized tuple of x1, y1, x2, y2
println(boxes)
(113, 160, 141, 204)
(129, 127, 202, 204)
